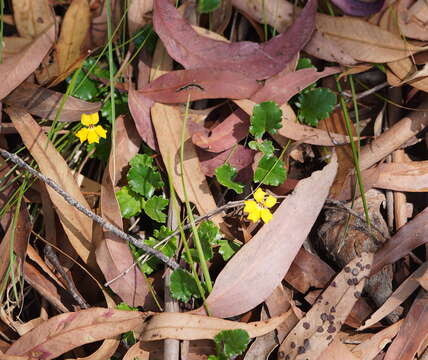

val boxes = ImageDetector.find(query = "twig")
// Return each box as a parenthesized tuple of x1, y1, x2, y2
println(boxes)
(341, 81, 389, 101)
(0, 148, 180, 270)
(105, 200, 245, 286)
(44, 244, 89, 309)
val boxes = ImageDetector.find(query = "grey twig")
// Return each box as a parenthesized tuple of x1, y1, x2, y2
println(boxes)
(0, 148, 180, 270)
(44, 244, 90, 309)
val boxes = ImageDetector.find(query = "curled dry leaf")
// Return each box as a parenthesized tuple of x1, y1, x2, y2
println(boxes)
(6, 108, 94, 266)
(6, 308, 148, 359)
(383, 291, 428, 360)
(139, 69, 262, 103)
(398, 0, 428, 41)
(51, 0, 91, 86)
(141, 311, 292, 341)
(360, 261, 428, 330)
(192, 155, 337, 318)
(353, 321, 402, 359)
(371, 207, 428, 276)
(315, 14, 425, 63)
(12, 0, 55, 38)
(153, 0, 317, 79)
(4, 82, 101, 122)
(97, 116, 149, 307)
(278, 253, 373, 360)
(0, 26, 55, 100)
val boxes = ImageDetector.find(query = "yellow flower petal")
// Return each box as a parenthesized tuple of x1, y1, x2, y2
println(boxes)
(94, 125, 107, 139)
(260, 208, 273, 223)
(75, 127, 89, 143)
(244, 200, 259, 214)
(87, 128, 100, 144)
(264, 195, 277, 208)
(247, 208, 261, 223)
(253, 188, 266, 203)
(81, 112, 99, 126)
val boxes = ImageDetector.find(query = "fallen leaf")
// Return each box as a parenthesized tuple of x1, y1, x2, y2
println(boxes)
(383, 291, 428, 360)
(127, 0, 153, 35)
(398, 0, 428, 41)
(139, 69, 261, 103)
(252, 66, 340, 104)
(6, 108, 95, 266)
(353, 321, 402, 359)
(141, 311, 291, 341)
(317, 338, 360, 360)
(316, 14, 425, 63)
(360, 262, 428, 330)
(153, 0, 317, 79)
(193, 155, 337, 318)
(371, 207, 428, 275)
(97, 116, 149, 307)
(278, 253, 373, 360)
(51, 0, 91, 86)
(330, 0, 385, 17)
(122, 342, 149, 360)
(197, 145, 255, 178)
(0, 26, 55, 100)
(12, 0, 55, 38)
(128, 88, 157, 150)
(5, 308, 148, 359)
(4, 82, 101, 122)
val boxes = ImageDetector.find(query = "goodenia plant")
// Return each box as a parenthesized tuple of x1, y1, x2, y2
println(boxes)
(208, 329, 250, 360)
(116, 153, 168, 223)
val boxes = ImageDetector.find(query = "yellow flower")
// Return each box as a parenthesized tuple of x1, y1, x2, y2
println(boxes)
(243, 188, 277, 224)
(76, 112, 107, 144)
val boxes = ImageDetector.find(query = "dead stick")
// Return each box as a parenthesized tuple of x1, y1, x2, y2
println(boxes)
(0, 148, 180, 270)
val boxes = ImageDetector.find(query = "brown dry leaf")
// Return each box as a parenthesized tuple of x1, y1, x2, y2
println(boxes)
(4, 82, 101, 122)
(5, 308, 148, 359)
(398, 0, 428, 41)
(371, 207, 428, 275)
(192, 155, 337, 318)
(0, 26, 55, 100)
(383, 291, 428, 360)
(416, 265, 428, 291)
(317, 338, 360, 360)
(123, 342, 149, 360)
(150, 42, 219, 220)
(359, 100, 428, 171)
(96, 116, 149, 307)
(51, 0, 90, 86)
(360, 261, 428, 330)
(236, 99, 358, 146)
(141, 311, 291, 341)
(353, 321, 402, 359)
(127, 0, 153, 36)
(6, 108, 94, 266)
(12, 0, 54, 38)
(316, 13, 425, 63)
(278, 253, 373, 360)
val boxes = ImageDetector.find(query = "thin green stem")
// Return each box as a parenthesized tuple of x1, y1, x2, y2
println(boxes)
(180, 98, 213, 293)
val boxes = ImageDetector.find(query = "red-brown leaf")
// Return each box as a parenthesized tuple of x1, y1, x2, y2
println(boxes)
(139, 69, 262, 103)
(153, 0, 317, 80)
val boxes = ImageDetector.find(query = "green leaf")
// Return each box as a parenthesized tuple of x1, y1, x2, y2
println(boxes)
(296, 57, 315, 70)
(170, 269, 202, 302)
(217, 240, 241, 261)
(253, 155, 287, 186)
(116, 186, 142, 219)
(199, 221, 223, 244)
(214, 329, 250, 359)
(127, 154, 164, 198)
(101, 91, 128, 123)
(82, 57, 111, 79)
(215, 164, 244, 194)
(69, 69, 100, 101)
(249, 101, 282, 139)
(249, 140, 275, 158)
(143, 195, 168, 223)
(132, 24, 158, 56)
(198, 0, 221, 13)
(116, 302, 139, 311)
(297, 87, 337, 127)
(132, 226, 177, 274)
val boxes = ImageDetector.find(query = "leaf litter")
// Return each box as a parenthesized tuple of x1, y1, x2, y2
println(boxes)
(0, 0, 428, 359)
